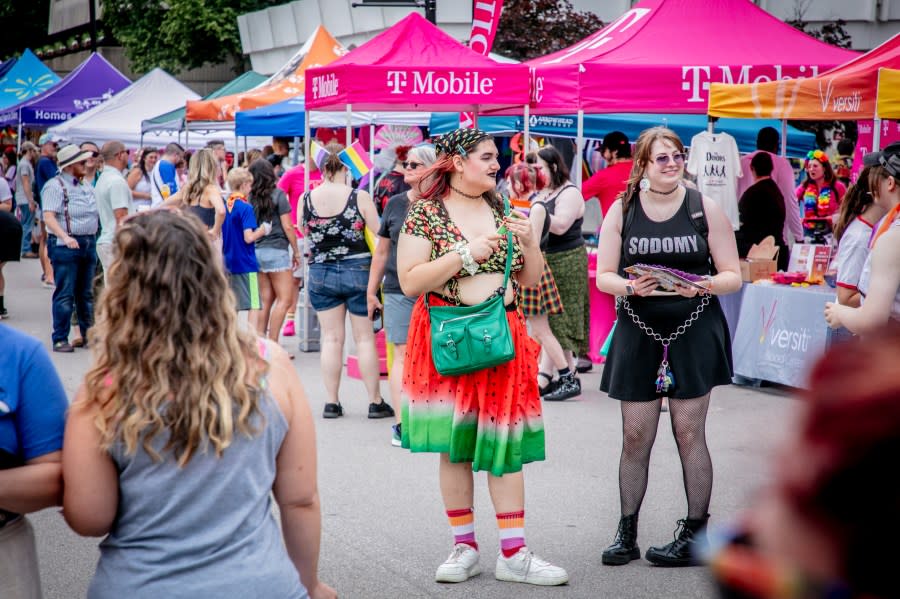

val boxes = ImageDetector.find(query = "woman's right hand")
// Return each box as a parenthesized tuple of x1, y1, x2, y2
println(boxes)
(468, 233, 501, 263)
(309, 581, 337, 599)
(366, 293, 383, 320)
(630, 274, 659, 297)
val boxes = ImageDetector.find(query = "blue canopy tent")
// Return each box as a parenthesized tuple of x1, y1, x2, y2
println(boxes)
(429, 112, 816, 157)
(0, 49, 59, 110)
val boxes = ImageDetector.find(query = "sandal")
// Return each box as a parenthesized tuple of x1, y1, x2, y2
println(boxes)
(538, 372, 556, 396)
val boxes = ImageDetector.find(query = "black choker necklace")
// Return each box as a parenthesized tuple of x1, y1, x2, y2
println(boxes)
(449, 184, 482, 200)
(648, 185, 680, 196)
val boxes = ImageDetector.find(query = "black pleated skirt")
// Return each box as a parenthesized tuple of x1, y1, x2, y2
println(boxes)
(600, 294, 733, 401)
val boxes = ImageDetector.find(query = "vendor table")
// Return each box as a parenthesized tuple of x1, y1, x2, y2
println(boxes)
(729, 282, 837, 389)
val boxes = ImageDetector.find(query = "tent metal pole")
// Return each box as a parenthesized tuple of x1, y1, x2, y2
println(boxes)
(780, 119, 787, 157)
(292, 136, 300, 167)
(185, 121, 189, 148)
(368, 123, 375, 197)
(304, 112, 310, 193)
(873, 118, 882, 152)
(575, 110, 584, 187)
(243, 136, 248, 157)
(523, 104, 530, 162)
(16, 120, 22, 153)
(346, 104, 352, 146)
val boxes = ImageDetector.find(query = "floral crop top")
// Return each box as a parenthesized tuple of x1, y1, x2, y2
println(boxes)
(302, 189, 370, 263)
(402, 197, 525, 279)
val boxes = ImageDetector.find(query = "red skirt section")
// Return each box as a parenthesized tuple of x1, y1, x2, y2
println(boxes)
(401, 294, 546, 475)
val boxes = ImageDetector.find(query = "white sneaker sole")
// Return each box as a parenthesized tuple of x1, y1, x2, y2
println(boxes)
(495, 567, 569, 586)
(435, 564, 482, 583)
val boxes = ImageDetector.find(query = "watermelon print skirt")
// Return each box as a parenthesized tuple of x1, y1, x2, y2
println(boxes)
(401, 294, 546, 476)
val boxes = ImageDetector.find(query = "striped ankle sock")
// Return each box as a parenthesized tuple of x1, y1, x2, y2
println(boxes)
(447, 508, 477, 550)
(497, 510, 526, 558)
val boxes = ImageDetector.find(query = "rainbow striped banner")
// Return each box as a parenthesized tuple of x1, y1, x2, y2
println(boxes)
(338, 141, 373, 181)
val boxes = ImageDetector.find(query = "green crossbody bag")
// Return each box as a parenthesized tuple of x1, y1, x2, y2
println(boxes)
(427, 197, 516, 376)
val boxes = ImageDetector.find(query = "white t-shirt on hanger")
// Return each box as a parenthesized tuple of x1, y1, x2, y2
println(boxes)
(686, 131, 742, 230)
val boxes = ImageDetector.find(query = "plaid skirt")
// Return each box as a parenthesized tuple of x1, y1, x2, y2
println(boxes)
(519, 260, 564, 317)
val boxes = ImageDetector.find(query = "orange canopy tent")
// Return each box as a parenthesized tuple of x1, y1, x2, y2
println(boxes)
(186, 26, 345, 122)
(708, 32, 900, 123)
(878, 68, 900, 119)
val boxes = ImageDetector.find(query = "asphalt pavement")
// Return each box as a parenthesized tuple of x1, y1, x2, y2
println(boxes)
(2, 257, 799, 599)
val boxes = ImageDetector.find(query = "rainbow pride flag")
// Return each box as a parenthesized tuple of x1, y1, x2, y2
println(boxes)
(338, 141, 373, 181)
(310, 141, 330, 171)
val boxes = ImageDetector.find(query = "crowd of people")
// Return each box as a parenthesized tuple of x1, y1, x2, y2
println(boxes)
(0, 122, 898, 599)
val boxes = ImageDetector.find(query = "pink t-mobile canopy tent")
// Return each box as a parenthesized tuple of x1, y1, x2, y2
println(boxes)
(304, 12, 529, 112)
(517, 0, 858, 115)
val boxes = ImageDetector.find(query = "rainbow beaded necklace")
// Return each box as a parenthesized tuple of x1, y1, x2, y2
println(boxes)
(802, 183, 834, 218)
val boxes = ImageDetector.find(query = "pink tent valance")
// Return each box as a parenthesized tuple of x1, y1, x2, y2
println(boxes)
(304, 12, 530, 112)
(513, 0, 858, 115)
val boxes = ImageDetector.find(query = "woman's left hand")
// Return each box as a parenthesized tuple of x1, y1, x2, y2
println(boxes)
(673, 283, 702, 298)
(503, 210, 535, 248)
(824, 301, 843, 329)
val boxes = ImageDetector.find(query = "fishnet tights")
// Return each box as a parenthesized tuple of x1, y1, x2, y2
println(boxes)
(617, 395, 712, 519)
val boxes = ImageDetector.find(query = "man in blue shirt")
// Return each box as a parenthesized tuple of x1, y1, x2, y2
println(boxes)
(150, 142, 184, 207)
(34, 134, 59, 203)
(0, 323, 68, 597)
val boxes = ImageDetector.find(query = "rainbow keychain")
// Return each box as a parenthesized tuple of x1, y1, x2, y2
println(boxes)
(655, 342, 675, 395)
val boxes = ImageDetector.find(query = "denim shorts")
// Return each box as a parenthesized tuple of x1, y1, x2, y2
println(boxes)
(383, 293, 417, 344)
(255, 246, 291, 273)
(307, 257, 371, 316)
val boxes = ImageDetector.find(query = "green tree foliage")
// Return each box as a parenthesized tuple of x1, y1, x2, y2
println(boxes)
(494, 0, 603, 61)
(0, 0, 52, 61)
(101, 0, 279, 74)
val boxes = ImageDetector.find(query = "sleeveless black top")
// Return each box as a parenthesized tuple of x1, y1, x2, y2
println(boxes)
(531, 199, 552, 252)
(187, 205, 217, 228)
(544, 184, 584, 254)
(302, 189, 370, 263)
(619, 190, 712, 278)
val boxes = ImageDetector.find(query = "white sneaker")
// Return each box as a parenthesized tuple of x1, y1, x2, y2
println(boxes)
(435, 543, 482, 583)
(495, 548, 569, 586)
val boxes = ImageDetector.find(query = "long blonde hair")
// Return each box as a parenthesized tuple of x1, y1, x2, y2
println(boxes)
(181, 148, 220, 206)
(83, 209, 264, 466)
(619, 127, 686, 212)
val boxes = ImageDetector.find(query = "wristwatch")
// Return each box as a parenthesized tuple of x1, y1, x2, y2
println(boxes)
(624, 283, 635, 296)
(454, 241, 479, 276)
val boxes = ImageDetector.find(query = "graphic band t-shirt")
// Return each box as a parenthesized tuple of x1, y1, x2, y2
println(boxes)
(687, 131, 742, 231)
(222, 199, 259, 274)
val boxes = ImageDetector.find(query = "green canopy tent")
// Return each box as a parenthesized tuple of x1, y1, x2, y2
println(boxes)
(140, 70, 267, 137)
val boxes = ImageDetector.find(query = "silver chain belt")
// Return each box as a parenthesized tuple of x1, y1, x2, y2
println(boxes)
(617, 295, 711, 394)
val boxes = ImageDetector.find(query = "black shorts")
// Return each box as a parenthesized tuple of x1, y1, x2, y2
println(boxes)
(0, 210, 23, 262)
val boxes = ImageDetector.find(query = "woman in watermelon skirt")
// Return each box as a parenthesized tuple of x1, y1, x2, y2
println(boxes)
(397, 129, 569, 587)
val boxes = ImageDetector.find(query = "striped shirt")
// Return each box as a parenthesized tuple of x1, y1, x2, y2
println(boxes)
(41, 174, 99, 236)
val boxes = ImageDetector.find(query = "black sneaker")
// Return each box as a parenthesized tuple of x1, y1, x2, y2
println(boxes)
(323, 403, 343, 419)
(53, 341, 75, 353)
(576, 355, 593, 373)
(391, 423, 402, 447)
(368, 400, 395, 419)
(544, 372, 581, 401)
(0, 307, 7, 319)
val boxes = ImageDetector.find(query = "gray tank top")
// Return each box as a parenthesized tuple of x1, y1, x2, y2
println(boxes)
(87, 359, 308, 599)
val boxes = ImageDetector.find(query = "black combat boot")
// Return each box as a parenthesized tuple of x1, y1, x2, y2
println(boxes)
(601, 514, 640, 565)
(645, 514, 709, 567)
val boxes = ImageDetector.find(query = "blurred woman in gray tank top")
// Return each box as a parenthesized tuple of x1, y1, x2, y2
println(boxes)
(61, 209, 335, 599)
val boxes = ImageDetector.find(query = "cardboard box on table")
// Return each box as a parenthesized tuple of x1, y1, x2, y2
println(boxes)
(740, 237, 780, 282)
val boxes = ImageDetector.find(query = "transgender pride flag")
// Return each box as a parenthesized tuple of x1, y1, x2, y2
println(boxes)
(338, 141, 373, 182)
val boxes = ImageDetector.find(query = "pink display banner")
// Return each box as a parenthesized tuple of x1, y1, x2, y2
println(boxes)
(305, 12, 529, 112)
(462, 0, 505, 128)
(852, 119, 900, 181)
(491, 0, 858, 115)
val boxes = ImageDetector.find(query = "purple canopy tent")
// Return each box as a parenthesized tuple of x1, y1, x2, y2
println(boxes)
(0, 53, 130, 139)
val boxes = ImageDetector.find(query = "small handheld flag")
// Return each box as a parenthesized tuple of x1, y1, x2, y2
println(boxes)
(338, 141, 373, 181)
(310, 141, 330, 172)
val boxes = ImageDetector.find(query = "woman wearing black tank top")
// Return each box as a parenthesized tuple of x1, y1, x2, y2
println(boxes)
(526, 146, 588, 398)
(596, 127, 741, 567)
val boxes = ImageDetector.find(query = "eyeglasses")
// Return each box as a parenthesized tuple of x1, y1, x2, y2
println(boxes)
(402, 161, 424, 170)
(654, 153, 686, 167)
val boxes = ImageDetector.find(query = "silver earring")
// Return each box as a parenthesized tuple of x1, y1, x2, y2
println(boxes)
(639, 177, 651, 192)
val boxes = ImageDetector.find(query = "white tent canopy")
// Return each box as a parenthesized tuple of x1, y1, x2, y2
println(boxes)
(47, 68, 229, 148)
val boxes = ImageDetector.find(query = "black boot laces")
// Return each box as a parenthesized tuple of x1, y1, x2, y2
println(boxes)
(664, 518, 695, 555)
